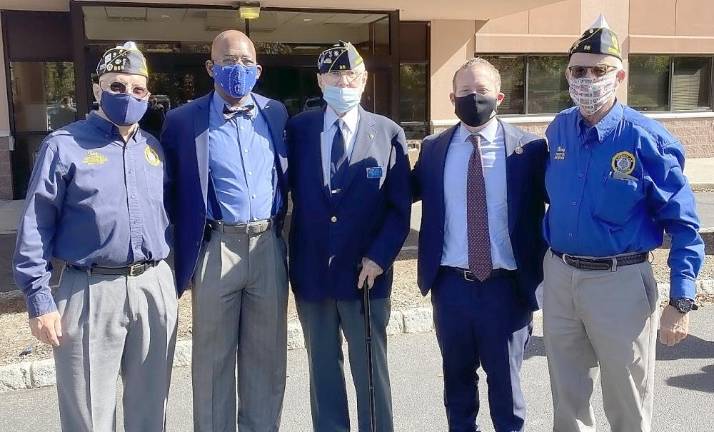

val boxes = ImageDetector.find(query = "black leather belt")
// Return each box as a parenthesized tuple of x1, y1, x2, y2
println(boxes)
(206, 219, 273, 237)
(441, 266, 515, 282)
(67, 261, 159, 277)
(552, 250, 648, 271)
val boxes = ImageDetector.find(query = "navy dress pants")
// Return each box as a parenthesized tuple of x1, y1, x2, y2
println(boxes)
(431, 268, 532, 432)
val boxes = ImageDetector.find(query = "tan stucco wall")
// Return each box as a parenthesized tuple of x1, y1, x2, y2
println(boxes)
(0, 17, 9, 135)
(630, 0, 714, 53)
(429, 20, 476, 124)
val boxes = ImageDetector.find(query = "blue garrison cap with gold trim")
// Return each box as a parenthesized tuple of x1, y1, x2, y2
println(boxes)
(569, 15, 622, 60)
(96, 41, 149, 78)
(317, 41, 364, 74)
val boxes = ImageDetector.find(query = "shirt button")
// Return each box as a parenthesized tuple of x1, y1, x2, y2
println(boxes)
(244, 149, 248, 153)
(248, 171, 253, 176)
(251, 194, 256, 199)
(331, 216, 338, 223)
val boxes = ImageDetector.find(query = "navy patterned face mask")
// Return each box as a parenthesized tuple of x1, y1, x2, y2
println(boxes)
(211, 63, 258, 99)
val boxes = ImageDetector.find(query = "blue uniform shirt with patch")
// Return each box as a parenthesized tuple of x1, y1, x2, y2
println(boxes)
(13, 112, 170, 318)
(544, 102, 704, 300)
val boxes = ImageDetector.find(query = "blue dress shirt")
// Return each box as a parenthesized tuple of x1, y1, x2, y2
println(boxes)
(13, 113, 170, 317)
(441, 120, 517, 271)
(208, 92, 277, 224)
(544, 102, 704, 299)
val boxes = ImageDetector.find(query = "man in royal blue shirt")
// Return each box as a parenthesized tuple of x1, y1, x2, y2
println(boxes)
(160, 30, 289, 432)
(542, 16, 704, 432)
(13, 42, 177, 431)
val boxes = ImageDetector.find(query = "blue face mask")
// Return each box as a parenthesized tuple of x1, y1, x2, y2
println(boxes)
(322, 85, 362, 114)
(212, 63, 259, 99)
(100, 91, 148, 126)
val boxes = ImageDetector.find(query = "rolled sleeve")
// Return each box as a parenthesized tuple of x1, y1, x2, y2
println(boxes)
(13, 139, 67, 318)
(641, 137, 704, 300)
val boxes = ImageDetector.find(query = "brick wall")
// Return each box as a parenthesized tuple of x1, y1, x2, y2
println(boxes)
(0, 137, 12, 200)
(432, 117, 714, 159)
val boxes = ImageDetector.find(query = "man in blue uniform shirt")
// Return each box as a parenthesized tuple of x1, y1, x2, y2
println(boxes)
(543, 16, 705, 432)
(287, 41, 411, 432)
(161, 30, 289, 432)
(13, 42, 177, 431)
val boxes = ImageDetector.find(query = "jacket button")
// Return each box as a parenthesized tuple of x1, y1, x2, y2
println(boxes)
(331, 216, 338, 223)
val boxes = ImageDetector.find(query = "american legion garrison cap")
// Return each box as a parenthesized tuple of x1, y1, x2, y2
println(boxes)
(317, 41, 365, 74)
(569, 15, 622, 60)
(96, 41, 149, 78)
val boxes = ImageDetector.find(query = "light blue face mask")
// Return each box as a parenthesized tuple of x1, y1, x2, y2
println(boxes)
(322, 85, 362, 114)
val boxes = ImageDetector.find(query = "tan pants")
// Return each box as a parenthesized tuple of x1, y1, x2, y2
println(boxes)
(542, 251, 659, 432)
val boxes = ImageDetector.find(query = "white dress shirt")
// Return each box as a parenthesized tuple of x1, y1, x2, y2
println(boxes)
(441, 119, 517, 271)
(321, 106, 360, 188)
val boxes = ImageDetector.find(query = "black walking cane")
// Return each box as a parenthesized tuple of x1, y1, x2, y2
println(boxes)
(362, 279, 377, 432)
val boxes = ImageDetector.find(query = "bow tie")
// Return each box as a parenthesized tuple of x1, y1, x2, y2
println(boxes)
(223, 104, 255, 121)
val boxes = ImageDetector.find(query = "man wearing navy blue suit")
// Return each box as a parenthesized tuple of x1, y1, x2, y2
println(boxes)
(412, 58, 548, 432)
(160, 30, 289, 432)
(287, 41, 411, 432)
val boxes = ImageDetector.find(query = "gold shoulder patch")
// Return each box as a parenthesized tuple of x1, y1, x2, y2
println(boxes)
(145, 146, 161, 167)
(611, 151, 636, 175)
(83, 151, 108, 165)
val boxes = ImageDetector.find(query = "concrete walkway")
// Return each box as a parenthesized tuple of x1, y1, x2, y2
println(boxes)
(685, 157, 714, 188)
(1, 310, 712, 432)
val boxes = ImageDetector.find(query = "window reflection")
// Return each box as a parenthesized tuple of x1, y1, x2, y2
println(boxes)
(10, 62, 76, 132)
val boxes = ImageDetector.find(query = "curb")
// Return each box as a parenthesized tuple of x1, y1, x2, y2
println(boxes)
(2, 280, 713, 393)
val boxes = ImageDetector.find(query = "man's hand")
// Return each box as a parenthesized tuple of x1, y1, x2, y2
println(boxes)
(357, 258, 383, 290)
(29, 311, 62, 347)
(659, 305, 689, 346)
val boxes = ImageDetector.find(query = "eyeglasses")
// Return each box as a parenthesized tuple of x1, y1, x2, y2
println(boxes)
(322, 71, 364, 86)
(103, 81, 149, 98)
(568, 64, 618, 79)
(216, 57, 256, 67)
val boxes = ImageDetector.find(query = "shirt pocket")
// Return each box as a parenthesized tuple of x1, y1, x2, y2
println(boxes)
(593, 174, 644, 226)
(142, 161, 165, 202)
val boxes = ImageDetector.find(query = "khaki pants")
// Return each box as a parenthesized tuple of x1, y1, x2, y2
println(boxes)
(542, 251, 659, 432)
(54, 261, 178, 432)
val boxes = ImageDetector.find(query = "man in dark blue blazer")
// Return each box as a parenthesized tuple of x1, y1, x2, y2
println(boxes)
(412, 58, 548, 432)
(287, 41, 411, 432)
(160, 30, 289, 432)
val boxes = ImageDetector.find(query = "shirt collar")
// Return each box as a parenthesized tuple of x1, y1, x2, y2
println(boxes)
(458, 117, 500, 144)
(324, 105, 360, 134)
(212, 91, 256, 118)
(577, 101, 624, 142)
(87, 111, 118, 136)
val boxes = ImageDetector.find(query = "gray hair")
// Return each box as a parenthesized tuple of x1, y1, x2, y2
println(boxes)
(452, 57, 501, 92)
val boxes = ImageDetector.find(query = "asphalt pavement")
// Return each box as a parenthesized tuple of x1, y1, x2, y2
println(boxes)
(1, 308, 712, 432)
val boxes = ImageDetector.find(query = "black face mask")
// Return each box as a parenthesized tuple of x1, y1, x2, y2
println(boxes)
(454, 93, 498, 127)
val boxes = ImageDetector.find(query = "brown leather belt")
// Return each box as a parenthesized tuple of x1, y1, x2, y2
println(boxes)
(67, 261, 159, 277)
(552, 250, 648, 271)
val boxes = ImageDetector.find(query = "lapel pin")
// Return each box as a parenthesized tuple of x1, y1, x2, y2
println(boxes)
(369, 133, 375, 140)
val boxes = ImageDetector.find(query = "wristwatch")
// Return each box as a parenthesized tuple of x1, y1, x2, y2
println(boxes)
(669, 298, 699, 314)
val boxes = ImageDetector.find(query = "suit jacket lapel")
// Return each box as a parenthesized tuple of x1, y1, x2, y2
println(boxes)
(194, 93, 212, 207)
(501, 120, 524, 234)
(436, 125, 459, 226)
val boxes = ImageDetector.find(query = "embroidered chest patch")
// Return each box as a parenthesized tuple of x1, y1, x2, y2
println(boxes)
(611, 151, 636, 175)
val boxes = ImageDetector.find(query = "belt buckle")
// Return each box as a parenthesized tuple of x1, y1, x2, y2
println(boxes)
(610, 257, 618, 272)
(463, 270, 476, 282)
(128, 264, 144, 277)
